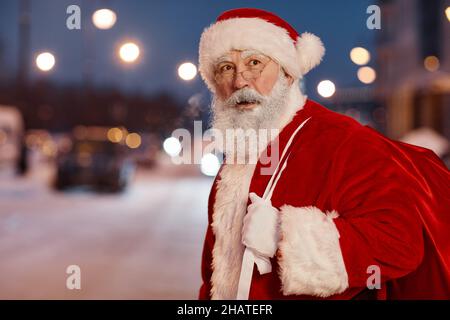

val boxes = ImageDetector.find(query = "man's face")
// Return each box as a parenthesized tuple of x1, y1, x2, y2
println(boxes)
(214, 50, 282, 109)
(211, 50, 295, 160)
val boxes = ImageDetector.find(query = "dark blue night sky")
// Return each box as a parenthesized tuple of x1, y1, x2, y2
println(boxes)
(0, 0, 376, 103)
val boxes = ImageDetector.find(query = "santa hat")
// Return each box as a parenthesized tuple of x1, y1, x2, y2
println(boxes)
(198, 8, 325, 91)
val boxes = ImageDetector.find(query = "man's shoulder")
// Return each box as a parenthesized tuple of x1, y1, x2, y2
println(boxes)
(289, 100, 409, 161)
(291, 100, 364, 149)
(300, 100, 363, 137)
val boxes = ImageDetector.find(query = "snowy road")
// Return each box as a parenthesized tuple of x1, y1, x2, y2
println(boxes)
(0, 165, 213, 299)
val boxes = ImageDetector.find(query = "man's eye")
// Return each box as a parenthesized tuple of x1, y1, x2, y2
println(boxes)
(249, 59, 261, 66)
(220, 65, 233, 73)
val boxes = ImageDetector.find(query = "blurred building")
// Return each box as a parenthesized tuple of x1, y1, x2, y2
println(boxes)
(0, 82, 183, 137)
(376, 0, 450, 140)
(326, 87, 383, 132)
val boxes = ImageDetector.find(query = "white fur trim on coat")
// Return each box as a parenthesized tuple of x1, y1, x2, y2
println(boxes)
(210, 163, 256, 299)
(278, 205, 349, 297)
(199, 17, 325, 92)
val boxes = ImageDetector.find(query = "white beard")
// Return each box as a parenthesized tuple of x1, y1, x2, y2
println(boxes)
(211, 73, 293, 163)
(208, 76, 306, 299)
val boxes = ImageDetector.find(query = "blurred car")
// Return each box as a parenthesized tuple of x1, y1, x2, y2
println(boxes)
(0, 105, 24, 171)
(54, 135, 134, 192)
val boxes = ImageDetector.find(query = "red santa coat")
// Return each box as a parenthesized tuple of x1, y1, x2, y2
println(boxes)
(199, 99, 450, 300)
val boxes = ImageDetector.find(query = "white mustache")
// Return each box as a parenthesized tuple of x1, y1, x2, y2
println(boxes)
(224, 88, 266, 108)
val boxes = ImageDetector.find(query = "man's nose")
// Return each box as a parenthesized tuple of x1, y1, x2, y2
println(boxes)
(233, 71, 250, 90)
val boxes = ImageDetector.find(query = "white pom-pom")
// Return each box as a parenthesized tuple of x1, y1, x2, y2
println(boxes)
(296, 32, 325, 75)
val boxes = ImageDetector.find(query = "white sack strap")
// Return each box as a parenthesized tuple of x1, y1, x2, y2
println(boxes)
(236, 117, 311, 300)
(262, 117, 311, 199)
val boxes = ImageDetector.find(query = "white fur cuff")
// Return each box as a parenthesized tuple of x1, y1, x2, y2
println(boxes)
(278, 205, 349, 297)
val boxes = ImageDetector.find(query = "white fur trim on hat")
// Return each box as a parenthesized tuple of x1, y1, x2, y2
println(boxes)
(199, 17, 325, 91)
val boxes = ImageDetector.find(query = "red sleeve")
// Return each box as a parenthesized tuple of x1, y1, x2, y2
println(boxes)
(199, 224, 214, 300)
(198, 174, 221, 300)
(331, 126, 425, 288)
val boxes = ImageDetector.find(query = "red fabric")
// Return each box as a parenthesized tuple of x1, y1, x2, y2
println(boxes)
(199, 171, 219, 300)
(199, 99, 450, 300)
(216, 8, 299, 43)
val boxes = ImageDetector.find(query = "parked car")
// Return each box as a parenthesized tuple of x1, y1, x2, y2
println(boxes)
(0, 105, 24, 173)
(54, 134, 134, 192)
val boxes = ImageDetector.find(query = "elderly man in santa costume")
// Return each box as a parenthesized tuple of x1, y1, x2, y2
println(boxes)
(197, 8, 450, 300)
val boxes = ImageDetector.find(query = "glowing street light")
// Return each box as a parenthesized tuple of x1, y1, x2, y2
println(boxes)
(107, 127, 123, 143)
(357, 66, 376, 84)
(201, 153, 220, 176)
(125, 133, 141, 149)
(163, 137, 182, 157)
(119, 42, 140, 63)
(424, 56, 440, 72)
(446, 7, 450, 22)
(36, 52, 55, 72)
(178, 62, 197, 81)
(92, 9, 117, 30)
(350, 47, 370, 65)
(317, 80, 336, 98)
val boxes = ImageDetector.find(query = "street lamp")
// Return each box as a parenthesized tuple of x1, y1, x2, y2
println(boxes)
(107, 127, 123, 143)
(118, 42, 140, 63)
(92, 9, 117, 30)
(317, 80, 336, 98)
(178, 62, 197, 81)
(125, 133, 141, 149)
(350, 47, 370, 65)
(35, 52, 55, 72)
(163, 137, 182, 157)
(424, 56, 440, 72)
(446, 7, 450, 22)
(201, 153, 220, 176)
(357, 66, 376, 84)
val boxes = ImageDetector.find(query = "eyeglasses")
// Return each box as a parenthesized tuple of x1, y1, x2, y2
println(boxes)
(214, 56, 273, 84)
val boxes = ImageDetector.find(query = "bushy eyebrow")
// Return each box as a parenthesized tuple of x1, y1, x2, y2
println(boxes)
(215, 55, 233, 65)
(240, 50, 266, 60)
(215, 50, 267, 65)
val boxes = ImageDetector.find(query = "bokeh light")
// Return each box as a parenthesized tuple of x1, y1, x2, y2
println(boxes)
(125, 133, 142, 149)
(357, 66, 377, 84)
(350, 47, 371, 65)
(178, 62, 198, 81)
(163, 137, 182, 157)
(424, 56, 440, 72)
(107, 127, 123, 143)
(200, 153, 220, 177)
(119, 42, 140, 63)
(92, 9, 117, 30)
(317, 80, 336, 98)
(36, 52, 55, 72)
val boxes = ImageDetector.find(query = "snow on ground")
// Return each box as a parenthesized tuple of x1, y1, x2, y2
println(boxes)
(0, 163, 214, 299)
